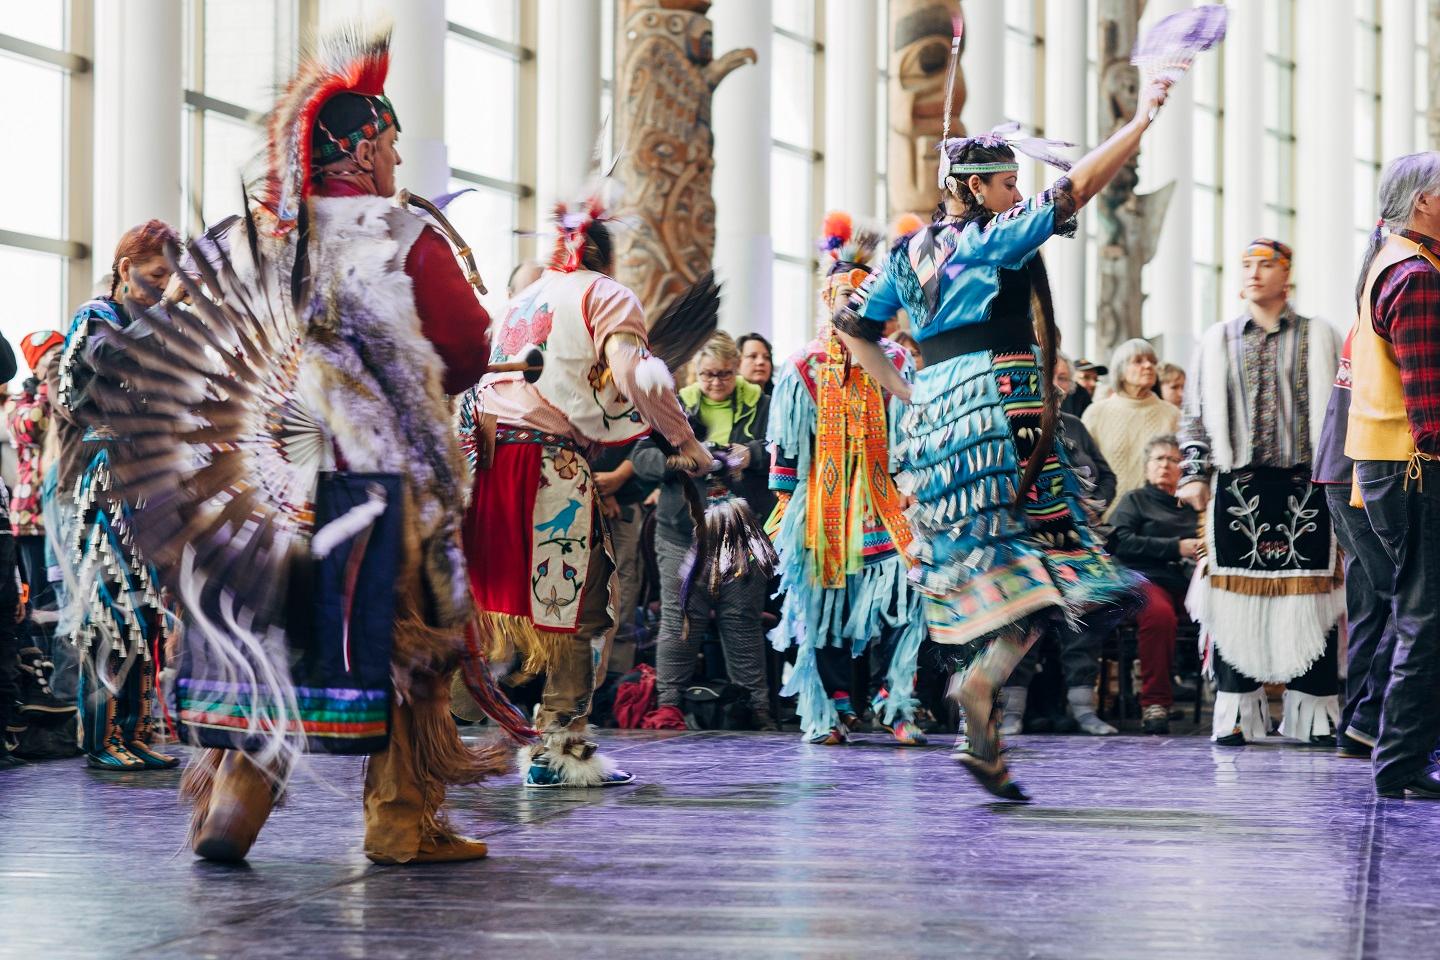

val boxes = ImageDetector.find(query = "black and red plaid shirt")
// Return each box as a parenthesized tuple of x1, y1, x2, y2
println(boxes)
(1372, 229, 1440, 455)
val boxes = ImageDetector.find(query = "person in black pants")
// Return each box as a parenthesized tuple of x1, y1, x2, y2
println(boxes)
(1347, 163, 1440, 798)
(0, 481, 24, 768)
(634, 333, 776, 731)
(1312, 327, 1395, 760)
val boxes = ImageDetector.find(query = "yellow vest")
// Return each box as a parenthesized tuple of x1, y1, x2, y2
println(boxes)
(1346, 234, 1440, 461)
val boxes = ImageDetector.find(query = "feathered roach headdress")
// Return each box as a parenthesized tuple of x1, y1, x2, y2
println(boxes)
(817, 211, 883, 313)
(549, 196, 615, 273)
(262, 23, 399, 234)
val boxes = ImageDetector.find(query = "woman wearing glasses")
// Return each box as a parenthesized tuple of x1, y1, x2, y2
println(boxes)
(633, 332, 776, 731)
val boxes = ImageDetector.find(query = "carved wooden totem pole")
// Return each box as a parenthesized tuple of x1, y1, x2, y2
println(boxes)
(1096, 0, 1171, 354)
(612, 0, 755, 320)
(1430, 0, 1440, 149)
(889, 0, 965, 219)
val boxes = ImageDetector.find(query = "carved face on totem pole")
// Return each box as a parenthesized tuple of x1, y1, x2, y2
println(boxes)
(612, 0, 755, 319)
(888, 0, 965, 218)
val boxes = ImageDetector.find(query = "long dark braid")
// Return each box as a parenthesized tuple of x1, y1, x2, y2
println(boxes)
(1016, 252, 1061, 509)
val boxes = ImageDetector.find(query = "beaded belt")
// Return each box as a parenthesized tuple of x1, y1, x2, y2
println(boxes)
(495, 425, 581, 452)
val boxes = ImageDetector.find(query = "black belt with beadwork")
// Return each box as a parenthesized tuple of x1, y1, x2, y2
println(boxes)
(918, 317, 1037, 367)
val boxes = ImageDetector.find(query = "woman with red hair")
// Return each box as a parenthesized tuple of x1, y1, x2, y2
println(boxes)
(51, 219, 181, 771)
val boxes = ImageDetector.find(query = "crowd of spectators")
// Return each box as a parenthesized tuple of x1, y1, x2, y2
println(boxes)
(0, 304, 1219, 761)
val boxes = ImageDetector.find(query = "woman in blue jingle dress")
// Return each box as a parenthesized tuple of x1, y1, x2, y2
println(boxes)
(835, 78, 1173, 800)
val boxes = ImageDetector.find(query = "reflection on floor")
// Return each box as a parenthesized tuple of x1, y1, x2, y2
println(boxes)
(0, 730, 1431, 959)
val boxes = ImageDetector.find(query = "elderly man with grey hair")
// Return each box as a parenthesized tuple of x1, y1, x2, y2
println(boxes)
(1179, 238, 1342, 748)
(1345, 151, 1440, 798)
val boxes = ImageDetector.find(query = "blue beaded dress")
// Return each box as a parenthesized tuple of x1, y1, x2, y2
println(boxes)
(839, 177, 1140, 659)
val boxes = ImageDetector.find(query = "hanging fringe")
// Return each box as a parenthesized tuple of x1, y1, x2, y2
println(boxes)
(1278, 689, 1340, 741)
(408, 678, 514, 788)
(779, 644, 841, 740)
(456, 619, 536, 744)
(767, 367, 818, 462)
(875, 612, 927, 727)
(680, 495, 778, 605)
(475, 609, 569, 678)
(179, 747, 225, 849)
(1188, 585, 1344, 683)
(1211, 688, 1270, 741)
(1208, 572, 1342, 596)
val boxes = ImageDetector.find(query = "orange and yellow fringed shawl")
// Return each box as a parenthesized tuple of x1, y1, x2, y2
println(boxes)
(805, 337, 913, 587)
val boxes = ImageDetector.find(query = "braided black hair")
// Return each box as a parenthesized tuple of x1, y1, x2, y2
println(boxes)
(581, 221, 614, 274)
(938, 140, 1018, 225)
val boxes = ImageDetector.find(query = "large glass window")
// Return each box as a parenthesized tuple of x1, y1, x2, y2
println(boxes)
(1004, 0, 1042, 199)
(1262, 0, 1296, 245)
(1, 4, 88, 365)
(1191, 34, 1224, 336)
(1354, 3, 1382, 253)
(444, 0, 530, 317)
(182, 0, 300, 230)
(771, 0, 822, 357)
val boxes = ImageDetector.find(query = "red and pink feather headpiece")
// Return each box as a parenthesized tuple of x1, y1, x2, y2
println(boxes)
(262, 23, 394, 234)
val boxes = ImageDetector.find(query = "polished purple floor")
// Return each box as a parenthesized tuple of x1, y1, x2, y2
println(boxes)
(0, 730, 1435, 959)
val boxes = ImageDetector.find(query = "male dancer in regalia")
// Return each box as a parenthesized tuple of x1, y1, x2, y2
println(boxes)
(1180, 239, 1344, 745)
(460, 197, 711, 787)
(767, 212, 928, 746)
(92, 25, 512, 865)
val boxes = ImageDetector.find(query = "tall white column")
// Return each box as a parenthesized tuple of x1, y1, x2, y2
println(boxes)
(1044, 0, 1088, 354)
(1382, 0, 1417, 161)
(712, 0, 773, 340)
(1138, 0, 1194, 365)
(384, 0, 449, 196)
(535, 0, 602, 217)
(959, 0, 1005, 135)
(92, 0, 183, 266)
(823, 0, 878, 217)
(1294, 3, 1353, 330)
(1220, 0, 1265, 311)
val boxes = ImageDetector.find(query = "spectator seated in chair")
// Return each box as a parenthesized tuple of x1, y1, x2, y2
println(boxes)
(1108, 434, 1200, 735)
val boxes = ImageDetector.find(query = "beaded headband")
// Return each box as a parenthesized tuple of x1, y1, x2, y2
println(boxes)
(950, 160, 1020, 176)
(1243, 237, 1292, 267)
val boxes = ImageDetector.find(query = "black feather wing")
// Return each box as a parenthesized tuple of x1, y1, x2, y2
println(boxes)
(85, 224, 322, 638)
(645, 270, 721, 372)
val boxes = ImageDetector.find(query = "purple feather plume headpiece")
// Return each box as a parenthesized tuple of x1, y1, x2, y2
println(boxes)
(940, 121, 1078, 180)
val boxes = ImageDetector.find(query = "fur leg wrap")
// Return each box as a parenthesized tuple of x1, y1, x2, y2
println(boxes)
(524, 733, 619, 787)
